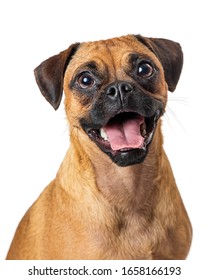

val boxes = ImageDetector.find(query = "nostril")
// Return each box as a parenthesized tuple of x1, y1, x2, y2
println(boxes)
(120, 83, 133, 94)
(107, 85, 117, 97)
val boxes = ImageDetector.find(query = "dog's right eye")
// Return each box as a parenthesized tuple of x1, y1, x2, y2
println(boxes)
(77, 73, 95, 89)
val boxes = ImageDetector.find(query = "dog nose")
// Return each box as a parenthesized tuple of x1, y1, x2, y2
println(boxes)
(106, 81, 133, 100)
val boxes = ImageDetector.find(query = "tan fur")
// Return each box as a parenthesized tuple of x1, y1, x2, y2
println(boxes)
(6, 35, 192, 260)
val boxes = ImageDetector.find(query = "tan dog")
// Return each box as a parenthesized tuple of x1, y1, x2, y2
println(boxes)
(6, 34, 192, 260)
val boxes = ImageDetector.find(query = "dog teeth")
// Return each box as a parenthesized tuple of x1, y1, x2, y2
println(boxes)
(141, 123, 147, 137)
(142, 128, 146, 137)
(100, 128, 109, 141)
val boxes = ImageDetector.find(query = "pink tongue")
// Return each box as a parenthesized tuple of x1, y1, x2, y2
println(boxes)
(104, 116, 145, 151)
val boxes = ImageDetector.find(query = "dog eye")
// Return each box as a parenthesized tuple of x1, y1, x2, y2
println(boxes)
(137, 62, 154, 78)
(77, 73, 95, 89)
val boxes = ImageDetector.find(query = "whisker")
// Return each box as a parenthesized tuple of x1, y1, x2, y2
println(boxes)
(163, 97, 189, 133)
(168, 96, 188, 105)
(164, 107, 185, 132)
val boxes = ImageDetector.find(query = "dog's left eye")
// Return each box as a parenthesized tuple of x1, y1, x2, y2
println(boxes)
(77, 73, 95, 89)
(137, 62, 154, 78)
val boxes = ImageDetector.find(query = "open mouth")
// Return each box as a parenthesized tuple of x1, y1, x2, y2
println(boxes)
(86, 111, 160, 156)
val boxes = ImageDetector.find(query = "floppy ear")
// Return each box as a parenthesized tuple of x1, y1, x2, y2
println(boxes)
(34, 43, 80, 110)
(135, 35, 183, 92)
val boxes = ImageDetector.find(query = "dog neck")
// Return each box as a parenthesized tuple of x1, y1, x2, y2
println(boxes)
(90, 140, 162, 208)
(58, 125, 164, 210)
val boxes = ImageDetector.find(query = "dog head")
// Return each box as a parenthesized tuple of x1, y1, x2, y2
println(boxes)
(34, 35, 183, 167)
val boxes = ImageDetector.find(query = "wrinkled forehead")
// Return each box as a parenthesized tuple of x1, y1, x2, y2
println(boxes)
(67, 35, 158, 73)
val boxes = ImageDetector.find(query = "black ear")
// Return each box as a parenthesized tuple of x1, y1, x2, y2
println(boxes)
(34, 43, 80, 110)
(135, 35, 183, 92)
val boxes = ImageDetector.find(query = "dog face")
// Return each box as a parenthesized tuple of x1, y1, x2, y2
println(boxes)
(34, 35, 183, 166)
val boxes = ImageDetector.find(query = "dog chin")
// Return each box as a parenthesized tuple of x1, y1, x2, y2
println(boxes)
(104, 147, 148, 167)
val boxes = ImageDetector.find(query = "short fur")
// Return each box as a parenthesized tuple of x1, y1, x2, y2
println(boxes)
(6, 35, 192, 260)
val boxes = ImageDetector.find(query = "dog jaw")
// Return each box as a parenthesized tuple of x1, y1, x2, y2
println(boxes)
(81, 110, 162, 166)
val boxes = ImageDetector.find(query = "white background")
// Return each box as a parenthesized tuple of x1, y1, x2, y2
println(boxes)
(0, 0, 207, 270)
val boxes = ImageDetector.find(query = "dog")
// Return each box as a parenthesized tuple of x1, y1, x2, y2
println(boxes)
(6, 34, 192, 260)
